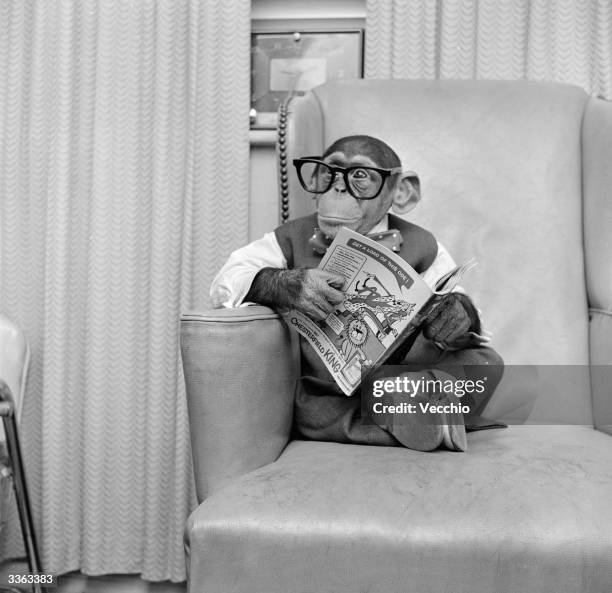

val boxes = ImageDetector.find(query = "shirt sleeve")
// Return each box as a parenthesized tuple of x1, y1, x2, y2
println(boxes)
(210, 232, 287, 308)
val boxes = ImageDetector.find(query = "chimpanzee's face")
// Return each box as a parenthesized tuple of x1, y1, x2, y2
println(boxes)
(315, 151, 398, 239)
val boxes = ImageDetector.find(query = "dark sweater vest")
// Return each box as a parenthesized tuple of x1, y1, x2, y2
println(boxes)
(275, 213, 438, 386)
(275, 213, 437, 272)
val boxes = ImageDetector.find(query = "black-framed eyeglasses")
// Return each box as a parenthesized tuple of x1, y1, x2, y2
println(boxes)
(293, 157, 403, 200)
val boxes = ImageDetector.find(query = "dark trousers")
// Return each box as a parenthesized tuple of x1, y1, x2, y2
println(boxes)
(294, 338, 504, 446)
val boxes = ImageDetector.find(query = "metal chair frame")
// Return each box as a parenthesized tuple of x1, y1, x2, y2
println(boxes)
(0, 314, 42, 593)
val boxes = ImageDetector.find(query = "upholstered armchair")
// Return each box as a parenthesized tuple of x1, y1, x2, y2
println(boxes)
(180, 80, 612, 592)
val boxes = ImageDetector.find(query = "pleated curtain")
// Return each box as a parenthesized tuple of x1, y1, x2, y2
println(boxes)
(0, 0, 250, 581)
(366, 0, 612, 100)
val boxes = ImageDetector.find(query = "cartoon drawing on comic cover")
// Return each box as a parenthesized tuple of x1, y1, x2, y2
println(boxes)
(319, 272, 417, 385)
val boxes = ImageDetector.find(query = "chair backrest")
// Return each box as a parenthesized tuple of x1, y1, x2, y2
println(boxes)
(0, 313, 30, 422)
(280, 79, 611, 423)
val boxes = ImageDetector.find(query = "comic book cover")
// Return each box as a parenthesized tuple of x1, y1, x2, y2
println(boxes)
(288, 227, 474, 395)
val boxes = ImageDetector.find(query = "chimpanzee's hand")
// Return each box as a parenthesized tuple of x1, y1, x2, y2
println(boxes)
(422, 293, 478, 346)
(292, 269, 345, 321)
(245, 267, 345, 322)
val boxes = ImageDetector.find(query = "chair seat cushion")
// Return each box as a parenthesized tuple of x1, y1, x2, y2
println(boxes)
(187, 426, 612, 593)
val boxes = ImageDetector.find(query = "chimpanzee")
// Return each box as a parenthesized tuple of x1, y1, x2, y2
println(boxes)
(211, 135, 504, 451)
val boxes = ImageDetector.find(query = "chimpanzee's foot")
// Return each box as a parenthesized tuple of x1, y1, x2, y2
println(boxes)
(441, 406, 467, 452)
(382, 392, 467, 452)
(384, 403, 444, 451)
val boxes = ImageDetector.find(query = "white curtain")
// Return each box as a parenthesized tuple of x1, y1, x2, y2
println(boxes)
(0, 0, 250, 581)
(366, 0, 612, 99)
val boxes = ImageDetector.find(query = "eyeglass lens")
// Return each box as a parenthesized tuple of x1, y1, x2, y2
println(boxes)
(299, 162, 384, 199)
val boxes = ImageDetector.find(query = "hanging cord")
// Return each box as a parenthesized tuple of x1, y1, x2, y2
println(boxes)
(277, 97, 293, 224)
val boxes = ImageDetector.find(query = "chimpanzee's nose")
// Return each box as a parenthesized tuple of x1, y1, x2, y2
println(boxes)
(331, 173, 347, 193)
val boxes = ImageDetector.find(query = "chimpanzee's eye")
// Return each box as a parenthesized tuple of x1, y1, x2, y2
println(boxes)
(351, 168, 370, 180)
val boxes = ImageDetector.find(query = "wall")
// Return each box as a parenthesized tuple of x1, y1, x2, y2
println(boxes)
(252, 0, 365, 20)
(248, 0, 366, 240)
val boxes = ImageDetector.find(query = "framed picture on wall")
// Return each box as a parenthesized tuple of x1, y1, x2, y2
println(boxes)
(250, 28, 364, 129)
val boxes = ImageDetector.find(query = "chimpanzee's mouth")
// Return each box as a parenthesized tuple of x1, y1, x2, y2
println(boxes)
(318, 216, 360, 225)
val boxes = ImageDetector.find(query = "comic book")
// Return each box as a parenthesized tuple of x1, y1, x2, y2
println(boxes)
(288, 227, 475, 396)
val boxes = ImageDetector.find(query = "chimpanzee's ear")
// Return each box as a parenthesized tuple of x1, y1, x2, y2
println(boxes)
(391, 171, 421, 215)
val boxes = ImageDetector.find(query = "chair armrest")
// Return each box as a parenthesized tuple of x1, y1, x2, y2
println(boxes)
(589, 310, 612, 436)
(180, 307, 298, 502)
(583, 96, 612, 436)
